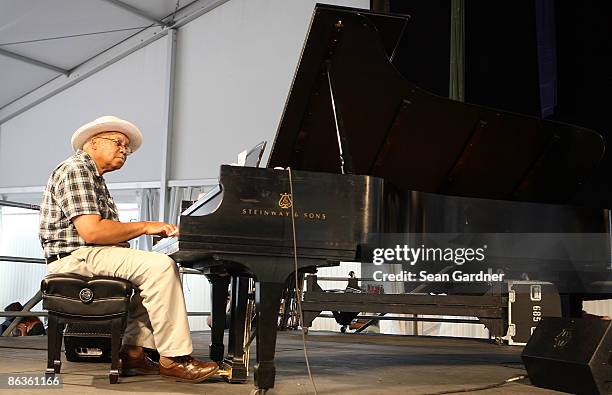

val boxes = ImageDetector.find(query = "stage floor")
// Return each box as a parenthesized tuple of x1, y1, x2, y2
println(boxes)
(0, 330, 564, 394)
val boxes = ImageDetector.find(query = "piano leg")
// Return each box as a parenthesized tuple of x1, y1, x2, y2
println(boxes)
(254, 281, 285, 390)
(208, 274, 230, 363)
(224, 276, 249, 383)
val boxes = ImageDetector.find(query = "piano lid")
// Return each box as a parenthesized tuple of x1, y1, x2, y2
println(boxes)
(267, 4, 605, 206)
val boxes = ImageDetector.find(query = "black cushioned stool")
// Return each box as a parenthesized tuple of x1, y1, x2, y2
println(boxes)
(41, 274, 133, 384)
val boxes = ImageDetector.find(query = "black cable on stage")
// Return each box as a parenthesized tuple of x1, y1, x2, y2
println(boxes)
(418, 375, 527, 395)
(287, 167, 318, 395)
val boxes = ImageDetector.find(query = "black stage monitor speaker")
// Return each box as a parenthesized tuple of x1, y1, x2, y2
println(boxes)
(521, 317, 612, 394)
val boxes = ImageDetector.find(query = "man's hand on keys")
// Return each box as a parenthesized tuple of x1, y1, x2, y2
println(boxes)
(144, 222, 179, 238)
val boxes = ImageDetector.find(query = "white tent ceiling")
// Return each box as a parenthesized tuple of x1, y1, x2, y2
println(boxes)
(0, 0, 198, 110)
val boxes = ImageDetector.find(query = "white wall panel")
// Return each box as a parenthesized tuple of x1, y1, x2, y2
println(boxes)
(0, 37, 168, 188)
(182, 273, 212, 331)
(0, 262, 46, 313)
(0, 209, 46, 312)
(309, 262, 361, 332)
(171, 0, 369, 180)
(584, 300, 612, 318)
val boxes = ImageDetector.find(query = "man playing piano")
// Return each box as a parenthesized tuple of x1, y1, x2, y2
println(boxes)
(39, 116, 219, 383)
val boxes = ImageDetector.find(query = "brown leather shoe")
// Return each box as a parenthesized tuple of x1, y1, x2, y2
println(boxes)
(120, 352, 160, 377)
(159, 356, 219, 383)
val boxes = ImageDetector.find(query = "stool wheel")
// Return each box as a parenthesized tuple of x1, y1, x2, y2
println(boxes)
(109, 370, 119, 384)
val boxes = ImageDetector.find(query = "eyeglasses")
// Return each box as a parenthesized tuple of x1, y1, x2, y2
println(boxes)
(95, 137, 132, 155)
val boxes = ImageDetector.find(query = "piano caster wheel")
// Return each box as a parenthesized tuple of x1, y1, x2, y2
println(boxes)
(303, 327, 309, 335)
(494, 337, 504, 345)
(340, 326, 346, 333)
(217, 368, 231, 379)
(109, 370, 119, 384)
(45, 369, 55, 381)
(250, 389, 268, 395)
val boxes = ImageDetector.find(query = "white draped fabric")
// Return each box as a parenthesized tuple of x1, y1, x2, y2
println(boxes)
(133, 188, 159, 251)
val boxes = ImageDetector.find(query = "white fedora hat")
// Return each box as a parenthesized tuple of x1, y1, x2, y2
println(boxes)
(71, 115, 143, 153)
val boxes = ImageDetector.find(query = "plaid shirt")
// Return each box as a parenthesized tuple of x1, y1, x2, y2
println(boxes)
(39, 150, 119, 257)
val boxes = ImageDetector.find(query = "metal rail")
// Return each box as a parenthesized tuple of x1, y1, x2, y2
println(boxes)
(1, 312, 47, 317)
(0, 256, 45, 264)
(1, 312, 211, 317)
(316, 313, 481, 325)
(0, 200, 40, 210)
(315, 276, 369, 282)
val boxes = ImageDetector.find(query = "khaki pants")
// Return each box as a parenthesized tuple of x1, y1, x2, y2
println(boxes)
(47, 246, 193, 357)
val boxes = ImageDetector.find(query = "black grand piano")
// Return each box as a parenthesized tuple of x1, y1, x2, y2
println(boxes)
(154, 4, 612, 392)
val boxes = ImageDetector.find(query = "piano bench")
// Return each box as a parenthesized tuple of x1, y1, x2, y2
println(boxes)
(41, 274, 133, 384)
